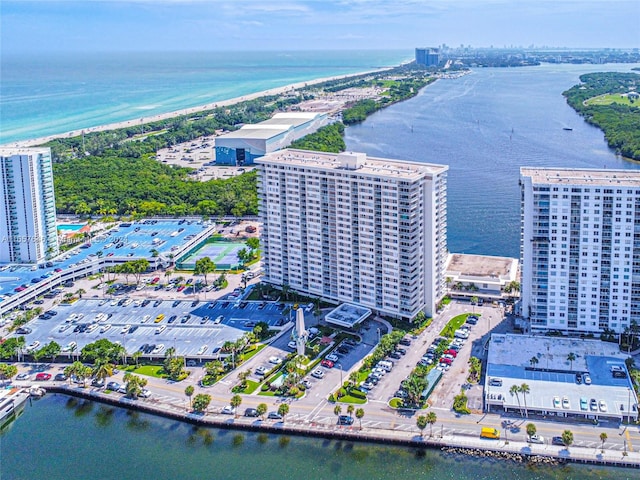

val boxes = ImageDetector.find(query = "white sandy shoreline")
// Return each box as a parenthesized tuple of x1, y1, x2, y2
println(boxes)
(4, 68, 392, 149)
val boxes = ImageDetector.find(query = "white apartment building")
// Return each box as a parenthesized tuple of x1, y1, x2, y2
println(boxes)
(521, 167, 640, 334)
(256, 149, 448, 320)
(0, 147, 59, 263)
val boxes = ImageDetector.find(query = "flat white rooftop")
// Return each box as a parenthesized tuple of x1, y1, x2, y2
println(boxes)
(521, 167, 640, 188)
(325, 303, 371, 329)
(256, 149, 447, 181)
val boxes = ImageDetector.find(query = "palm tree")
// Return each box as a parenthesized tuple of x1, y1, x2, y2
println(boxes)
(355, 408, 365, 430)
(185, 385, 194, 410)
(426, 411, 437, 437)
(230, 394, 242, 417)
(470, 296, 479, 313)
(346, 404, 355, 418)
(348, 371, 359, 389)
(529, 356, 539, 368)
(509, 384, 522, 415)
(277, 403, 289, 423)
(75, 288, 86, 299)
(132, 351, 142, 368)
(519, 383, 530, 417)
(561, 430, 574, 451)
(333, 404, 342, 418)
(93, 360, 114, 386)
(257, 403, 268, 420)
(416, 415, 428, 438)
(567, 352, 576, 371)
(599, 432, 608, 453)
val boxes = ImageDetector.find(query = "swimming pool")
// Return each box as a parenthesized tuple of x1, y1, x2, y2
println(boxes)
(57, 224, 86, 232)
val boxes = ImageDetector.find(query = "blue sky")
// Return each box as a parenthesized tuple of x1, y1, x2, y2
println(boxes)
(2, 0, 639, 53)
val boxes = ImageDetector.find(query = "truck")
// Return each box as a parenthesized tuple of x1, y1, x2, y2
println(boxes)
(480, 427, 500, 439)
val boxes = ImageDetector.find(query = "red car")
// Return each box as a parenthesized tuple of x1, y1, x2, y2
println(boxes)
(439, 357, 452, 365)
(150, 277, 160, 284)
(177, 285, 186, 292)
(443, 349, 458, 357)
(35, 373, 52, 381)
(321, 359, 334, 368)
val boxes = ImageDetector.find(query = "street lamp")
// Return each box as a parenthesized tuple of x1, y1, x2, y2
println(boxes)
(376, 328, 381, 344)
(628, 387, 632, 424)
(337, 363, 343, 387)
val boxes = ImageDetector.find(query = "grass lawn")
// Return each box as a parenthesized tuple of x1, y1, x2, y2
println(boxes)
(439, 313, 474, 338)
(233, 379, 260, 394)
(389, 398, 403, 408)
(242, 344, 266, 362)
(258, 389, 276, 397)
(337, 394, 367, 405)
(586, 93, 639, 108)
(122, 364, 166, 379)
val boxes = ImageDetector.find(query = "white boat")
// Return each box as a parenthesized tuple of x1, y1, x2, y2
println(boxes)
(28, 386, 46, 398)
(0, 387, 29, 430)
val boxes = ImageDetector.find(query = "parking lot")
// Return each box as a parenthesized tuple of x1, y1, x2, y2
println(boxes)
(16, 298, 291, 360)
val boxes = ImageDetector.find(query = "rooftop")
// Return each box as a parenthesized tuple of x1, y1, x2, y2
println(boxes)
(325, 303, 371, 328)
(521, 167, 640, 188)
(256, 149, 447, 181)
(0, 147, 50, 157)
(217, 126, 291, 140)
(446, 254, 516, 279)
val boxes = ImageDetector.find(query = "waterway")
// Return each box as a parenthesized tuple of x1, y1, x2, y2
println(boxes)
(345, 63, 640, 258)
(1, 395, 637, 480)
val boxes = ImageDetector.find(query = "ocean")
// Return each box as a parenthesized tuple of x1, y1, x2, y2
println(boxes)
(0, 50, 411, 144)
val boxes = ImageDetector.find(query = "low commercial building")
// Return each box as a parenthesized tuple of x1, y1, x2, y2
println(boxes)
(485, 333, 638, 422)
(445, 253, 519, 302)
(215, 112, 328, 166)
(325, 303, 371, 329)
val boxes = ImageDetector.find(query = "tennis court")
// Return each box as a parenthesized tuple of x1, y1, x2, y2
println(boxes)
(177, 240, 245, 270)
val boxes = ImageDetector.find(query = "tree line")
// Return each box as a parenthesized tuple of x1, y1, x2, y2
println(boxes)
(563, 72, 640, 161)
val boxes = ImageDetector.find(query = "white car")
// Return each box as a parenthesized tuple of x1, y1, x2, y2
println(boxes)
(197, 345, 208, 355)
(311, 369, 325, 379)
(99, 324, 111, 333)
(152, 344, 165, 355)
(255, 366, 268, 376)
(139, 389, 151, 398)
(120, 325, 131, 334)
(26, 341, 41, 352)
(562, 396, 570, 409)
(529, 434, 544, 444)
(141, 315, 151, 323)
(62, 341, 77, 353)
(221, 405, 236, 415)
(287, 341, 297, 350)
(599, 400, 608, 412)
(155, 325, 167, 335)
(269, 356, 282, 365)
(326, 354, 339, 362)
(58, 324, 71, 332)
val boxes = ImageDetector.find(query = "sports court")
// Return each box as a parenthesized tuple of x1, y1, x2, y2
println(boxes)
(177, 240, 245, 270)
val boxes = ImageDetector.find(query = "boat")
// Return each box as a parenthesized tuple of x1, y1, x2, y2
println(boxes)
(28, 386, 46, 398)
(563, 127, 573, 131)
(0, 387, 29, 431)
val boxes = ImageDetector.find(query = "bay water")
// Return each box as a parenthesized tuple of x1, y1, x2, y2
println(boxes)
(1, 56, 640, 477)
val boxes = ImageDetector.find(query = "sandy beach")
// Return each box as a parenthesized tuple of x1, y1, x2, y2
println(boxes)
(7, 68, 389, 148)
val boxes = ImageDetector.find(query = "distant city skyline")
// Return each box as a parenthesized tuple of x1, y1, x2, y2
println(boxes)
(2, 0, 638, 54)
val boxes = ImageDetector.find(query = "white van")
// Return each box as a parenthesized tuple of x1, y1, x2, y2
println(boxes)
(454, 329, 470, 339)
(378, 360, 393, 372)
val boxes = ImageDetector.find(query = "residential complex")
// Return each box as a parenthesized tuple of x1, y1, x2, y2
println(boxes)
(0, 147, 59, 264)
(415, 47, 440, 67)
(256, 149, 448, 320)
(215, 112, 328, 166)
(520, 167, 640, 334)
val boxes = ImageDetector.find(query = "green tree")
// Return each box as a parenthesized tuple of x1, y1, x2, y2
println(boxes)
(529, 356, 539, 368)
(355, 408, 365, 430)
(416, 415, 428, 438)
(519, 383, 530, 417)
(81, 339, 125, 364)
(599, 432, 608, 453)
(194, 257, 216, 285)
(333, 404, 342, 421)
(230, 394, 242, 417)
(277, 403, 289, 422)
(256, 402, 268, 420)
(185, 385, 195, 409)
(404, 374, 428, 406)
(346, 404, 355, 418)
(92, 360, 114, 386)
(192, 393, 212, 413)
(561, 430, 574, 450)
(132, 350, 142, 368)
(526, 423, 537, 438)
(509, 384, 522, 415)
(567, 352, 576, 370)
(426, 411, 437, 437)
(123, 373, 147, 399)
(0, 363, 18, 382)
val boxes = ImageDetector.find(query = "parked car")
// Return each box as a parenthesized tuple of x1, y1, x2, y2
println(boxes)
(106, 381, 121, 391)
(54, 373, 68, 382)
(244, 408, 259, 417)
(221, 405, 236, 415)
(326, 354, 339, 363)
(91, 378, 105, 388)
(337, 415, 354, 426)
(321, 359, 334, 368)
(529, 434, 544, 444)
(552, 436, 566, 446)
(269, 356, 282, 365)
(35, 373, 52, 381)
(583, 373, 592, 385)
(267, 411, 282, 420)
(311, 369, 325, 379)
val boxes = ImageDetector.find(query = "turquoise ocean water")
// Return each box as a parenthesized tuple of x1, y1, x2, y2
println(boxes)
(0, 50, 411, 144)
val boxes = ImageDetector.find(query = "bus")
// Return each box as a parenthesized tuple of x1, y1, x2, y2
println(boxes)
(480, 427, 500, 439)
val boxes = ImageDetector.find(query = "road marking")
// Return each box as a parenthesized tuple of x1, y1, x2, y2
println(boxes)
(625, 429, 634, 451)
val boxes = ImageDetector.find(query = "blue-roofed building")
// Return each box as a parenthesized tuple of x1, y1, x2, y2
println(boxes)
(214, 112, 328, 166)
(485, 333, 637, 422)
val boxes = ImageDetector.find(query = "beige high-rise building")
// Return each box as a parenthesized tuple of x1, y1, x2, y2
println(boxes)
(256, 149, 448, 320)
